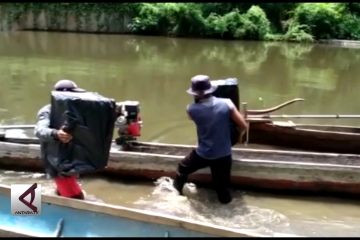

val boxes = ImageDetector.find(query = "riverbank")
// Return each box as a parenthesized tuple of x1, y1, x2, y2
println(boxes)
(1, 3, 360, 43)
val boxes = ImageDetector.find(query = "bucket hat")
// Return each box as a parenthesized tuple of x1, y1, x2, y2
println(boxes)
(186, 75, 217, 96)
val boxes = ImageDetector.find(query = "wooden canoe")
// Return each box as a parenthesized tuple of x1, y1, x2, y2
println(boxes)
(239, 98, 360, 154)
(0, 184, 269, 237)
(247, 122, 360, 154)
(1, 138, 360, 196)
(4, 121, 360, 154)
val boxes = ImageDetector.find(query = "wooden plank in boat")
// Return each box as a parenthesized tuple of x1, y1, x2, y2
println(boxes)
(272, 121, 296, 128)
(247, 118, 272, 123)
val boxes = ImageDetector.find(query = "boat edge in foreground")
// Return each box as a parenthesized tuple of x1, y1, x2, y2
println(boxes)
(0, 184, 285, 238)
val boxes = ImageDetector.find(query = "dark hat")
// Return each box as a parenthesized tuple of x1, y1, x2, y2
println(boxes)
(186, 75, 217, 96)
(54, 79, 86, 92)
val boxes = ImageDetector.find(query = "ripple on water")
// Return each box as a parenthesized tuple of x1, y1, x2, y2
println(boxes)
(134, 177, 291, 236)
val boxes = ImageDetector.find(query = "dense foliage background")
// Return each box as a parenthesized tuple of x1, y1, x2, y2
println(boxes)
(3, 3, 360, 42)
(128, 3, 360, 42)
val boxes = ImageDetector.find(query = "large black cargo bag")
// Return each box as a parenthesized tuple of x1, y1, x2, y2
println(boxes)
(211, 78, 239, 110)
(47, 91, 116, 176)
(211, 78, 240, 146)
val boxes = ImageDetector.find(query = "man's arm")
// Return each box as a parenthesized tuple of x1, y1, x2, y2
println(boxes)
(231, 108, 248, 134)
(224, 99, 248, 133)
(34, 105, 58, 142)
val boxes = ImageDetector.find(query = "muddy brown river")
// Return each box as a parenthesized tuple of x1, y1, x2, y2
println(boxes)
(1, 32, 360, 236)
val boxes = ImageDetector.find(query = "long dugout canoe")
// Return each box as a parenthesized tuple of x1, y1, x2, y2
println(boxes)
(0, 184, 272, 237)
(246, 121, 360, 154)
(1, 137, 360, 195)
(3, 122, 360, 154)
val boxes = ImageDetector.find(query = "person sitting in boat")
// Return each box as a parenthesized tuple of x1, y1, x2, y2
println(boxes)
(173, 75, 248, 204)
(34, 79, 85, 200)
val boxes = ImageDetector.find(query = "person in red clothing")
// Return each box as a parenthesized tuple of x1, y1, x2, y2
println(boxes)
(34, 79, 85, 199)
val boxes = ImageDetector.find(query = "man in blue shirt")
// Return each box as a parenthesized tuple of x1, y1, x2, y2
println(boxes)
(173, 75, 248, 204)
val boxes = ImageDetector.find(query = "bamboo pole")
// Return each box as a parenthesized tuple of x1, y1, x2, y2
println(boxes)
(247, 114, 360, 119)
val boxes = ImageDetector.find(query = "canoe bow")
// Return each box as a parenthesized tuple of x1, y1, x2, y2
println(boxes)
(246, 98, 305, 115)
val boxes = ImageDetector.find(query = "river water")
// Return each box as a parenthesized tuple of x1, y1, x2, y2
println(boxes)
(1, 32, 360, 236)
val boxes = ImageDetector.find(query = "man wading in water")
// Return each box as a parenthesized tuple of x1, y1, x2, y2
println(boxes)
(35, 79, 85, 200)
(173, 75, 248, 204)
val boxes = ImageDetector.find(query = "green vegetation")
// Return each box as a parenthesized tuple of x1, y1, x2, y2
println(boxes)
(128, 3, 360, 42)
(2, 3, 360, 42)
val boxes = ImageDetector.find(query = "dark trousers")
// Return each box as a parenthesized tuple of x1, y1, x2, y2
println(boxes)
(173, 150, 233, 204)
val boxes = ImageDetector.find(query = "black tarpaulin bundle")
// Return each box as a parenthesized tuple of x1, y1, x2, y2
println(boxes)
(211, 78, 239, 110)
(211, 78, 240, 146)
(47, 91, 116, 176)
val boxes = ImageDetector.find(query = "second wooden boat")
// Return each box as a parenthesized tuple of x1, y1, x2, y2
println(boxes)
(0, 184, 268, 237)
(239, 98, 360, 154)
(0, 137, 360, 196)
(247, 121, 360, 154)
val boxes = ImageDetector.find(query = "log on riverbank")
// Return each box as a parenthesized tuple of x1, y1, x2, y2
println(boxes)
(317, 40, 360, 48)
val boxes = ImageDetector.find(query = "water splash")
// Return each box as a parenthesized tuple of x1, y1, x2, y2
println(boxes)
(134, 177, 291, 236)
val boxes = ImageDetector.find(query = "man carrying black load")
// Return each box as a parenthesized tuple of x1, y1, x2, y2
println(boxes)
(173, 75, 248, 204)
(34, 79, 86, 200)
